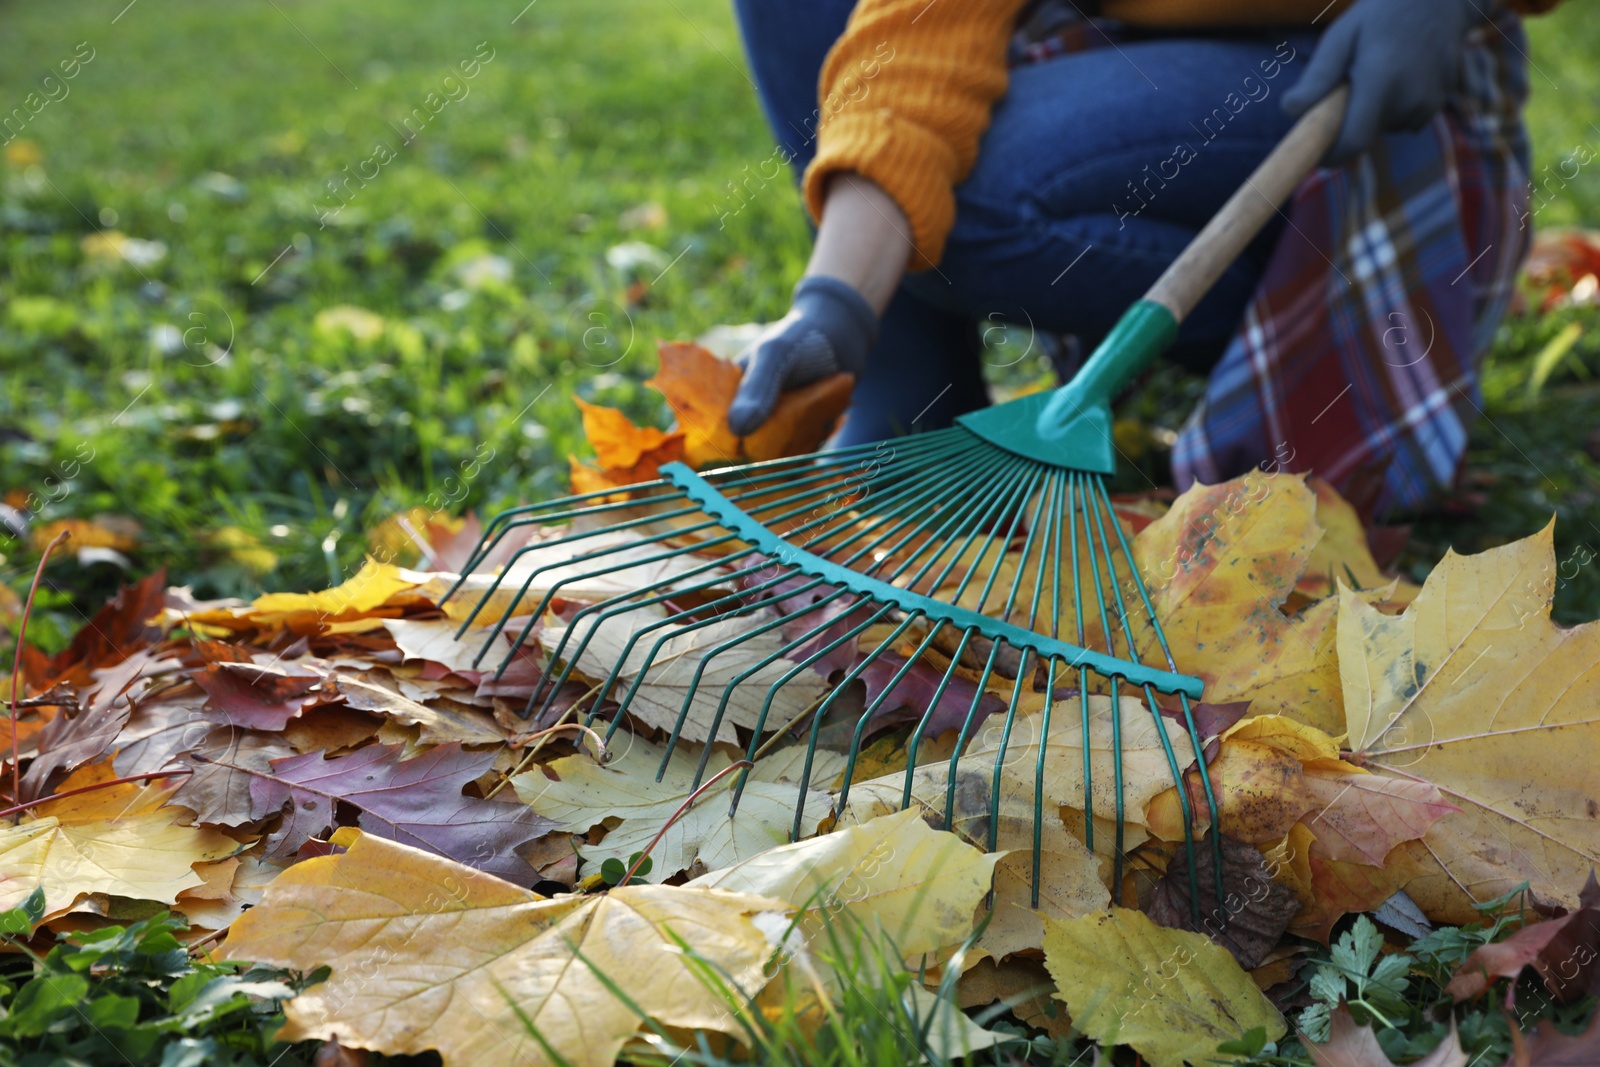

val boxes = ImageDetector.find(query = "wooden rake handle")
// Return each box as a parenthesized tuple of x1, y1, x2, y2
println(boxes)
(1146, 85, 1350, 322)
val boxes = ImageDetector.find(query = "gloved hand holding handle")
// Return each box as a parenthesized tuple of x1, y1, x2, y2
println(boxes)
(1281, 0, 1476, 165)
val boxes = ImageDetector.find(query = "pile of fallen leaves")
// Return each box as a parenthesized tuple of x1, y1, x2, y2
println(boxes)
(4, 353, 1600, 1066)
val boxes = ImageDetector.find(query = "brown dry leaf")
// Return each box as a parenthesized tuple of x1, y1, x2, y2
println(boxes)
(1304, 1007, 1469, 1066)
(743, 372, 854, 461)
(0, 761, 236, 915)
(647, 340, 852, 465)
(1146, 834, 1301, 970)
(649, 340, 744, 467)
(957, 957, 1074, 1041)
(1340, 522, 1600, 924)
(1445, 874, 1600, 1002)
(568, 397, 687, 494)
(222, 828, 788, 1067)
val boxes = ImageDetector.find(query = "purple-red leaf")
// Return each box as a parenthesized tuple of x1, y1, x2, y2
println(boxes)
(859, 650, 1006, 739)
(194, 661, 325, 730)
(244, 742, 554, 882)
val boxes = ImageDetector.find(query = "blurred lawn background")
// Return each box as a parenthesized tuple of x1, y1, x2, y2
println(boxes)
(0, 0, 1596, 649)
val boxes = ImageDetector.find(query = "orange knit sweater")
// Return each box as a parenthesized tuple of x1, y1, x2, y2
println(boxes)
(804, 0, 1559, 269)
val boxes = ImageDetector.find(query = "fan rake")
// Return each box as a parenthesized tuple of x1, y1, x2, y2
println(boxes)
(444, 89, 1347, 921)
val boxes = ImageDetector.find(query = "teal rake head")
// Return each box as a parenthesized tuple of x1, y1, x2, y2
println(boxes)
(443, 300, 1224, 918)
(444, 81, 1350, 920)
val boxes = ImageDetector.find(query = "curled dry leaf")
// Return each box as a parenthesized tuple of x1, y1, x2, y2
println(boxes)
(1146, 834, 1302, 970)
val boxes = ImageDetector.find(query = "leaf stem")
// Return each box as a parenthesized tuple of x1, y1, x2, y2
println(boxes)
(8, 530, 70, 804)
(483, 720, 609, 800)
(0, 767, 192, 821)
(615, 759, 753, 889)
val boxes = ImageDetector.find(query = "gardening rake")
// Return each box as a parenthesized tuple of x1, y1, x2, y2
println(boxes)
(446, 89, 1348, 918)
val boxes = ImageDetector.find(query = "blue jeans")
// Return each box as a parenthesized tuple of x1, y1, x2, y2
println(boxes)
(732, 1, 1312, 446)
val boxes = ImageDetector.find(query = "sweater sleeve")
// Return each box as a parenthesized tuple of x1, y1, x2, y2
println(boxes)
(803, 0, 1029, 271)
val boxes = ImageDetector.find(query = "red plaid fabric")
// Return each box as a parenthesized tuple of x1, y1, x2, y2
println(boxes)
(1012, 4, 1533, 515)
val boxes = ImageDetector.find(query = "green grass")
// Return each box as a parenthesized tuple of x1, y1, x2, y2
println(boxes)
(0, 0, 1596, 634)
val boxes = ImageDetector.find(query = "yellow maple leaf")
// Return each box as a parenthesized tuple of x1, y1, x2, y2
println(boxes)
(0, 763, 235, 915)
(1042, 907, 1284, 1067)
(837, 699, 1148, 960)
(1340, 521, 1600, 923)
(221, 829, 788, 1067)
(1298, 477, 1419, 605)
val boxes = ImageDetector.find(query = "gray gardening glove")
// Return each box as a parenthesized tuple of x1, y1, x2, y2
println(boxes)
(727, 275, 877, 436)
(1281, 0, 1477, 166)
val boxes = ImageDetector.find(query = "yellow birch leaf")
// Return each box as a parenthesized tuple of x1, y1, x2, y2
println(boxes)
(221, 829, 788, 1067)
(1042, 908, 1284, 1067)
(689, 808, 997, 961)
(0, 764, 235, 914)
(1340, 521, 1600, 923)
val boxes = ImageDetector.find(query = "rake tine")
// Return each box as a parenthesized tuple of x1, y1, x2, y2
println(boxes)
(844, 451, 1034, 588)
(902, 628, 975, 810)
(595, 572, 831, 741)
(834, 616, 947, 816)
(782, 610, 927, 835)
(1085, 485, 1203, 921)
(1075, 471, 1129, 895)
(523, 547, 769, 717)
(1011, 469, 1066, 902)
(654, 586, 863, 775)
(943, 635, 1009, 830)
(472, 525, 738, 676)
(720, 600, 900, 811)
(943, 466, 1053, 830)
(452, 511, 723, 637)
(1090, 477, 1226, 915)
(445, 480, 682, 595)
